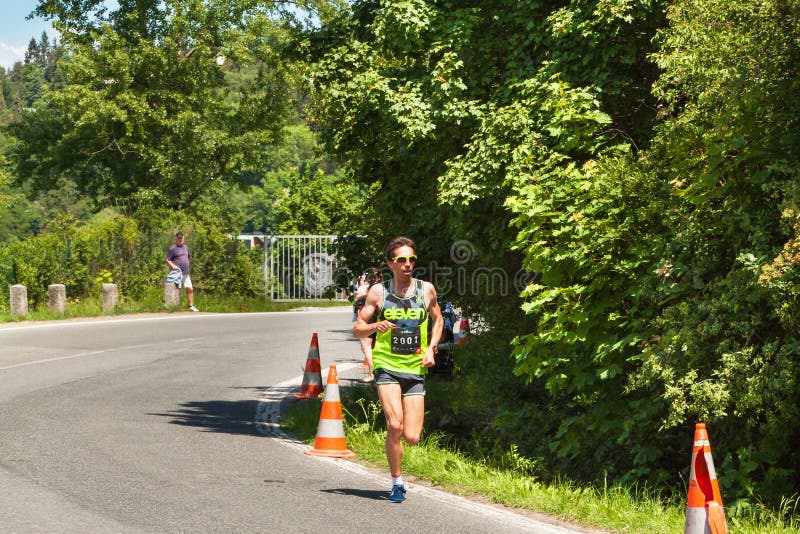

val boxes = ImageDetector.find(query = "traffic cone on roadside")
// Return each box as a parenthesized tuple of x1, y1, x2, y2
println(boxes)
(305, 365, 356, 458)
(455, 317, 470, 345)
(295, 333, 324, 399)
(684, 423, 728, 534)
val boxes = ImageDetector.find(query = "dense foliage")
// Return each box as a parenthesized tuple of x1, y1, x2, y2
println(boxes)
(306, 0, 800, 510)
(0, 2, 364, 271)
(3, 0, 800, 516)
(0, 207, 264, 313)
(0, 1, 363, 311)
(0, 32, 63, 122)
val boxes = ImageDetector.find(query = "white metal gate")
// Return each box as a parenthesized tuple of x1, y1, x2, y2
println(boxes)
(264, 235, 348, 301)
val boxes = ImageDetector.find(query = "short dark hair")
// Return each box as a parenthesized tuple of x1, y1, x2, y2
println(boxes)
(385, 236, 416, 261)
(175, 232, 184, 238)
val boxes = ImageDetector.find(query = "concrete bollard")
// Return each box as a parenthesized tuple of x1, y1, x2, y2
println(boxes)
(48, 284, 67, 313)
(10, 284, 28, 317)
(102, 283, 118, 312)
(164, 282, 180, 307)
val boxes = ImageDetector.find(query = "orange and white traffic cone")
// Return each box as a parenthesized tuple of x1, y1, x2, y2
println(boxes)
(455, 317, 470, 345)
(305, 365, 356, 458)
(684, 423, 728, 534)
(295, 333, 323, 399)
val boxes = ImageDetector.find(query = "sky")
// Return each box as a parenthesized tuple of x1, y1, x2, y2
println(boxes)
(0, 1, 57, 70)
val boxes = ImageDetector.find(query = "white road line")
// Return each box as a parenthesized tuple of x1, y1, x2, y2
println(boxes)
(255, 362, 362, 444)
(0, 337, 201, 371)
(0, 309, 350, 333)
(254, 366, 591, 534)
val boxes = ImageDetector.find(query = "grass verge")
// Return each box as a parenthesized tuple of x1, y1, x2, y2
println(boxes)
(283, 384, 800, 534)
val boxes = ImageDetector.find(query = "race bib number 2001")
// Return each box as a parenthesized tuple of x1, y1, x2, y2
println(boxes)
(391, 326, 421, 354)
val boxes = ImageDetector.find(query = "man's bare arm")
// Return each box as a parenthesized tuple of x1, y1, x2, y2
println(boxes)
(353, 284, 395, 338)
(422, 282, 443, 367)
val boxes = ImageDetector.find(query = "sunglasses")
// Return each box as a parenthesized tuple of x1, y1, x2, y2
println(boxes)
(392, 255, 417, 264)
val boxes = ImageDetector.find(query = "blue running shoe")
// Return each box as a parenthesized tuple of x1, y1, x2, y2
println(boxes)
(389, 484, 406, 503)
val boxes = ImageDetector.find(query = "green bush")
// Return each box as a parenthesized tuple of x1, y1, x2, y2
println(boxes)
(0, 210, 263, 308)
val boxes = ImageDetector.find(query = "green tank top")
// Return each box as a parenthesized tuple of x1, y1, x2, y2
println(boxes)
(372, 278, 429, 376)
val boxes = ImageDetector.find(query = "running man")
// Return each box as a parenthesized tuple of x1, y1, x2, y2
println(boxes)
(353, 236, 443, 502)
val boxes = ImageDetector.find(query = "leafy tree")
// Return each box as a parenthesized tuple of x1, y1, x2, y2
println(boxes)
(0, 146, 10, 208)
(0, 63, 26, 116)
(30, 32, 65, 87)
(0, 74, 10, 123)
(12, 0, 295, 210)
(273, 166, 361, 234)
(0, 33, 62, 120)
(307, 0, 666, 307)
(20, 62, 45, 108)
(307, 0, 800, 507)
(227, 122, 357, 233)
(24, 38, 41, 65)
(624, 0, 800, 504)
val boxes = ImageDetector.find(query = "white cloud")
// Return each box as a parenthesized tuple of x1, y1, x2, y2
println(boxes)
(0, 41, 26, 70)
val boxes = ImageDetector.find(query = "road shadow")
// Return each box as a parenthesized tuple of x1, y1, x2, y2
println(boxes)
(149, 399, 262, 436)
(327, 329, 357, 336)
(320, 488, 389, 501)
(149, 385, 297, 436)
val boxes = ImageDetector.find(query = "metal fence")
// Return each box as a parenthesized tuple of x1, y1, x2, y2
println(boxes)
(262, 235, 349, 301)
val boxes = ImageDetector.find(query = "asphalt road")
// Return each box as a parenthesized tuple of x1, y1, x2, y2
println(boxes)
(0, 309, 592, 533)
